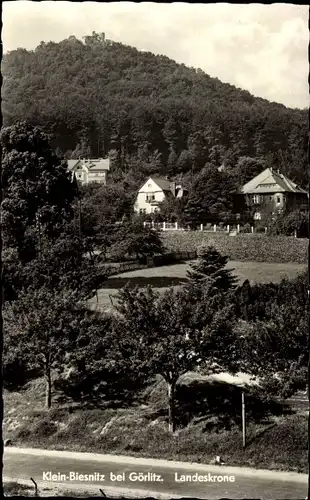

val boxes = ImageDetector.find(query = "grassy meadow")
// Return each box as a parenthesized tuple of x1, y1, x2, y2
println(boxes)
(89, 260, 306, 312)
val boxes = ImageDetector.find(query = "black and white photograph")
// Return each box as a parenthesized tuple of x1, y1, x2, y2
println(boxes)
(1, 1, 309, 498)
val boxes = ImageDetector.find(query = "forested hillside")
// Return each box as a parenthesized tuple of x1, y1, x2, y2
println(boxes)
(2, 32, 308, 186)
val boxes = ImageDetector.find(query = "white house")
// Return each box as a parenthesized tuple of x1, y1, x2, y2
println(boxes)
(134, 177, 187, 215)
(67, 158, 110, 185)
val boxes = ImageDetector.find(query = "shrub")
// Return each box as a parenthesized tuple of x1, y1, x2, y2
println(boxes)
(239, 223, 251, 234)
(32, 418, 58, 437)
(268, 211, 309, 238)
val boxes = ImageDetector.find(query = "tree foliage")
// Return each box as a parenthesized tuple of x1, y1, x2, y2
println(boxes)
(2, 34, 308, 188)
(234, 272, 308, 396)
(186, 245, 238, 293)
(1, 121, 78, 261)
(3, 289, 110, 407)
(109, 220, 164, 261)
(113, 259, 239, 431)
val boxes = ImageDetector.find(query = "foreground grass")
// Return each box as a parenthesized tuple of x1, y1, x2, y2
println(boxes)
(4, 377, 307, 474)
(3, 480, 104, 497)
(90, 260, 306, 311)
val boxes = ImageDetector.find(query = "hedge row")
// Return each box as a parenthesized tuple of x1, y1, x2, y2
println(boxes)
(161, 232, 308, 264)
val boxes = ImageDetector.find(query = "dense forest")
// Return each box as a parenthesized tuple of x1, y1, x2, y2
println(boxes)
(2, 31, 308, 187)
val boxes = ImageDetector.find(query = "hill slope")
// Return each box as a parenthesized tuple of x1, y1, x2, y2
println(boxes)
(2, 32, 308, 185)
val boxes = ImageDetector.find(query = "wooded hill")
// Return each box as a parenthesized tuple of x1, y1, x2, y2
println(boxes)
(2, 32, 308, 187)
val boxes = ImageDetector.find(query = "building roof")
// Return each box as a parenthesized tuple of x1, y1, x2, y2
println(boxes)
(67, 159, 80, 170)
(242, 168, 308, 195)
(67, 158, 110, 172)
(151, 177, 174, 192)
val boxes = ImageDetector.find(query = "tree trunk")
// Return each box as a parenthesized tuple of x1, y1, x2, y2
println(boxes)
(167, 380, 176, 433)
(45, 365, 52, 409)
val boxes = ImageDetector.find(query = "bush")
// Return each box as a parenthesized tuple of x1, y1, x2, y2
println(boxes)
(32, 419, 58, 437)
(161, 232, 308, 263)
(239, 223, 251, 234)
(268, 211, 309, 238)
(3, 359, 40, 391)
(255, 225, 266, 234)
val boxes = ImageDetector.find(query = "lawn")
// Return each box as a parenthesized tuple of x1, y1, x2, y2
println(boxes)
(90, 260, 306, 312)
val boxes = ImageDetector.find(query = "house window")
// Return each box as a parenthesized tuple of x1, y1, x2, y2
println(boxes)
(139, 208, 146, 214)
(252, 195, 260, 204)
(146, 193, 155, 202)
(276, 196, 281, 204)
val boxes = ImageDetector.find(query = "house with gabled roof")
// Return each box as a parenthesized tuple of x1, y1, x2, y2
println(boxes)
(67, 158, 110, 185)
(134, 177, 188, 215)
(241, 167, 308, 220)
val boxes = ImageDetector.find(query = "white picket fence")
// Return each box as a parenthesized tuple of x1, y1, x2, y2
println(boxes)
(143, 221, 260, 234)
(143, 221, 181, 231)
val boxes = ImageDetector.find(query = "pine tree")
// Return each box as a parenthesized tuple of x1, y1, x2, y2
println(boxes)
(186, 245, 237, 293)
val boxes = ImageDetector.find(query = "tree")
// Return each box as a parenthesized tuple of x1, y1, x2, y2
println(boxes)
(234, 272, 308, 397)
(2, 213, 107, 303)
(176, 150, 192, 173)
(157, 196, 187, 224)
(109, 220, 164, 261)
(3, 35, 307, 188)
(3, 289, 109, 408)
(184, 164, 237, 227)
(268, 210, 309, 238)
(229, 156, 266, 187)
(0, 122, 104, 304)
(74, 181, 136, 259)
(186, 245, 238, 293)
(113, 283, 238, 432)
(1, 121, 78, 261)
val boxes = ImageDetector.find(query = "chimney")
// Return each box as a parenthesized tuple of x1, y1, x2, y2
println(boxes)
(170, 181, 176, 197)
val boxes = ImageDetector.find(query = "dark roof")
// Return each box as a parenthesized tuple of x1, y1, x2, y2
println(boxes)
(151, 177, 174, 192)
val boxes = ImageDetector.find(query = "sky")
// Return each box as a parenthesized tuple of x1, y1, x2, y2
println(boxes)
(2, 2, 309, 109)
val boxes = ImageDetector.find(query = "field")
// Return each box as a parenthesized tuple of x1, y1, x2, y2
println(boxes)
(161, 232, 308, 264)
(90, 260, 306, 311)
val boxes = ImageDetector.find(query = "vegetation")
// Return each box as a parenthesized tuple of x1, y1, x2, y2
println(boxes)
(161, 232, 308, 264)
(2, 33, 308, 191)
(3, 378, 308, 473)
(267, 210, 309, 238)
(3, 289, 111, 408)
(185, 245, 238, 292)
(1, 77, 308, 474)
(113, 274, 236, 432)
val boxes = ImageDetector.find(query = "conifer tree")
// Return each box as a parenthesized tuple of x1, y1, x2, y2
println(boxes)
(186, 245, 237, 292)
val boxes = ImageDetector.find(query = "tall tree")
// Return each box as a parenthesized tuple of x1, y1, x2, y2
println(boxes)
(113, 284, 238, 432)
(234, 272, 308, 397)
(184, 164, 237, 226)
(1, 121, 78, 261)
(3, 289, 109, 408)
